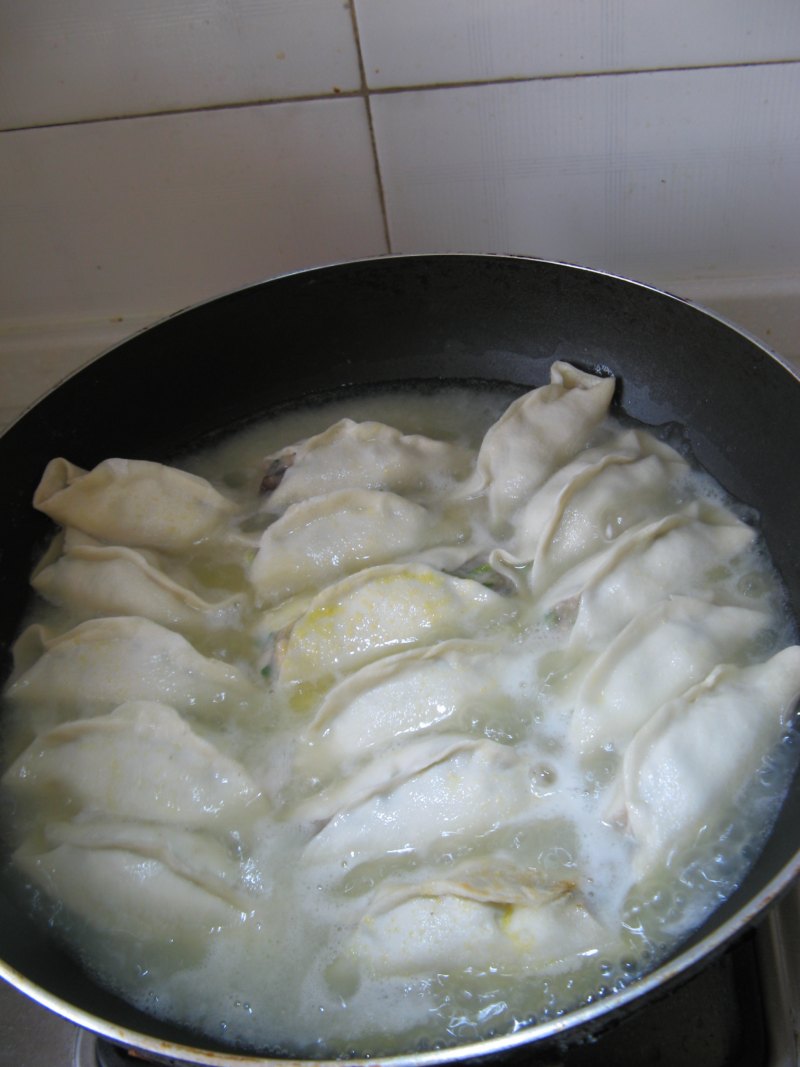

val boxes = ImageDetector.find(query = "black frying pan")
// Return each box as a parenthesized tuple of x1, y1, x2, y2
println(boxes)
(0, 254, 798, 1065)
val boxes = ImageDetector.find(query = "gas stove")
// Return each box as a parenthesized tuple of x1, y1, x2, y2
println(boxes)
(1, 883, 798, 1067)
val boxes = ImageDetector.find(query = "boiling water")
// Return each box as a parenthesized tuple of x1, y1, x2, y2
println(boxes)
(1, 381, 797, 1058)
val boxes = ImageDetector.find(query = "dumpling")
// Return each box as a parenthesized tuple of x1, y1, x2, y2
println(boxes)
(300, 639, 534, 771)
(32, 536, 246, 636)
(41, 819, 255, 907)
(570, 596, 771, 756)
(344, 859, 613, 978)
(610, 645, 800, 876)
(520, 436, 689, 594)
(366, 858, 573, 915)
(463, 362, 616, 527)
(539, 503, 757, 650)
(15, 844, 245, 949)
(3, 701, 262, 829)
(249, 489, 439, 607)
(260, 419, 473, 511)
(494, 428, 691, 588)
(296, 734, 488, 823)
(303, 739, 537, 869)
(5, 616, 262, 728)
(272, 564, 511, 687)
(33, 457, 238, 553)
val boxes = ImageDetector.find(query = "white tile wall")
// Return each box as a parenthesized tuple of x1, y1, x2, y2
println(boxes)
(371, 63, 800, 281)
(2, 0, 800, 429)
(0, 0, 362, 129)
(356, 0, 800, 87)
(1, 99, 386, 323)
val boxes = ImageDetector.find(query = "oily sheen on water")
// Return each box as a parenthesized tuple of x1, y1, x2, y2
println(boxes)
(1, 362, 799, 1057)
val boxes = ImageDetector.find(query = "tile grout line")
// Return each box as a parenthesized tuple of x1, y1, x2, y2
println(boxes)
(347, 1, 392, 254)
(2, 56, 799, 135)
